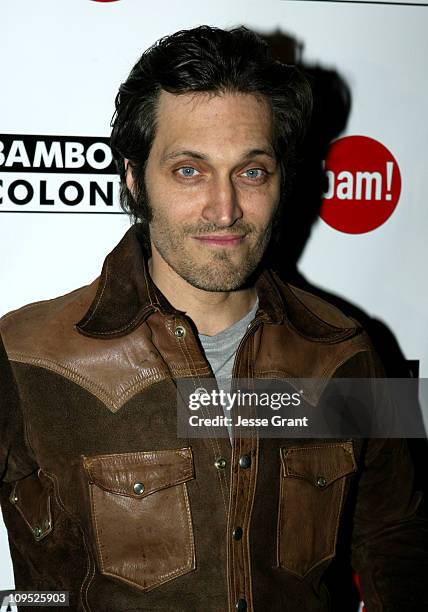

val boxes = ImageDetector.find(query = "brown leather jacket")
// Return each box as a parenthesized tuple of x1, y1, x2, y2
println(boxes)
(1, 226, 427, 612)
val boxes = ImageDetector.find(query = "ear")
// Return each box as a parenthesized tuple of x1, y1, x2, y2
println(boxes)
(124, 158, 134, 193)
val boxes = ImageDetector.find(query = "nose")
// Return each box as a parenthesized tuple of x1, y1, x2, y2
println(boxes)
(200, 175, 243, 227)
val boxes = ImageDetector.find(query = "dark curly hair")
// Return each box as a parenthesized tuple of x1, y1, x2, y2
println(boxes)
(110, 25, 312, 251)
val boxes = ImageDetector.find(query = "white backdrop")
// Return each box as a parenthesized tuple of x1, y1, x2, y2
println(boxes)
(1, 0, 427, 598)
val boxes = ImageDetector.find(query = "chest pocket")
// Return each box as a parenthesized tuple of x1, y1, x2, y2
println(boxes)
(9, 468, 53, 541)
(82, 447, 196, 592)
(277, 441, 357, 578)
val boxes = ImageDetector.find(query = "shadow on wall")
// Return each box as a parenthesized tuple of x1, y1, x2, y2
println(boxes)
(260, 28, 428, 612)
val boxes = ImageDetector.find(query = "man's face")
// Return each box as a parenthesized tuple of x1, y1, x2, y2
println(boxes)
(133, 90, 281, 291)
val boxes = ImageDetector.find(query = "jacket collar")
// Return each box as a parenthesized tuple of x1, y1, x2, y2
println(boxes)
(75, 225, 285, 338)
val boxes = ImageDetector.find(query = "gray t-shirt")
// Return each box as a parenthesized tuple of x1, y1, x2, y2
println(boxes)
(198, 297, 259, 443)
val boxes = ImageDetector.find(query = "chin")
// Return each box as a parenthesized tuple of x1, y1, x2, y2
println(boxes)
(188, 278, 245, 292)
(158, 244, 264, 292)
(180, 264, 257, 292)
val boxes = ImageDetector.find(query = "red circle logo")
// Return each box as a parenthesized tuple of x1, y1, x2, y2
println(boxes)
(320, 135, 401, 234)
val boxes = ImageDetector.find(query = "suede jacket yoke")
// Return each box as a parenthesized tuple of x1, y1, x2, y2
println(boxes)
(1, 225, 428, 612)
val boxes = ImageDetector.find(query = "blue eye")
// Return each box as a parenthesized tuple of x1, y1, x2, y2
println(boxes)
(243, 168, 265, 180)
(177, 167, 199, 178)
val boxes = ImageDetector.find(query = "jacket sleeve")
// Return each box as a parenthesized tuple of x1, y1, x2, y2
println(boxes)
(0, 330, 38, 484)
(351, 437, 428, 611)
(337, 346, 428, 611)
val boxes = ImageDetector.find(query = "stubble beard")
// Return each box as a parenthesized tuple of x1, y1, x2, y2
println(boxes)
(149, 214, 275, 292)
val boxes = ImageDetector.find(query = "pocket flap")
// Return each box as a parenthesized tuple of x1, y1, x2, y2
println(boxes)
(82, 447, 195, 498)
(9, 469, 53, 541)
(281, 442, 357, 487)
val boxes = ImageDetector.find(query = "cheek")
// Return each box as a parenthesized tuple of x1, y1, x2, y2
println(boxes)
(149, 194, 200, 229)
(146, 170, 203, 218)
(241, 189, 280, 227)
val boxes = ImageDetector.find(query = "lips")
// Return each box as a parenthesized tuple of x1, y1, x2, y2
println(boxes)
(193, 234, 246, 246)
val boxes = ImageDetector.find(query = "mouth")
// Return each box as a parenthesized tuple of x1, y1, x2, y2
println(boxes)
(192, 234, 246, 247)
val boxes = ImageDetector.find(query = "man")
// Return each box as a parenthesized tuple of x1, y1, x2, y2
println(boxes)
(0, 25, 427, 612)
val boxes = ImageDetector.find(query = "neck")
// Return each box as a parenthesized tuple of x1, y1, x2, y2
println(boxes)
(148, 253, 258, 336)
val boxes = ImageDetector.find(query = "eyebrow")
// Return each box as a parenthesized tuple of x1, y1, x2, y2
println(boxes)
(160, 148, 277, 165)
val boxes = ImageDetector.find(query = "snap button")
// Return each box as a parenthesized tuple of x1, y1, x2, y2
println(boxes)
(33, 525, 42, 539)
(239, 454, 251, 469)
(232, 526, 243, 540)
(9, 493, 18, 504)
(214, 457, 227, 470)
(174, 325, 186, 338)
(316, 476, 327, 488)
(133, 482, 145, 495)
(236, 599, 247, 611)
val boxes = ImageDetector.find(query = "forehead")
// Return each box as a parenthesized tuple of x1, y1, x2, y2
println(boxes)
(150, 90, 275, 159)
